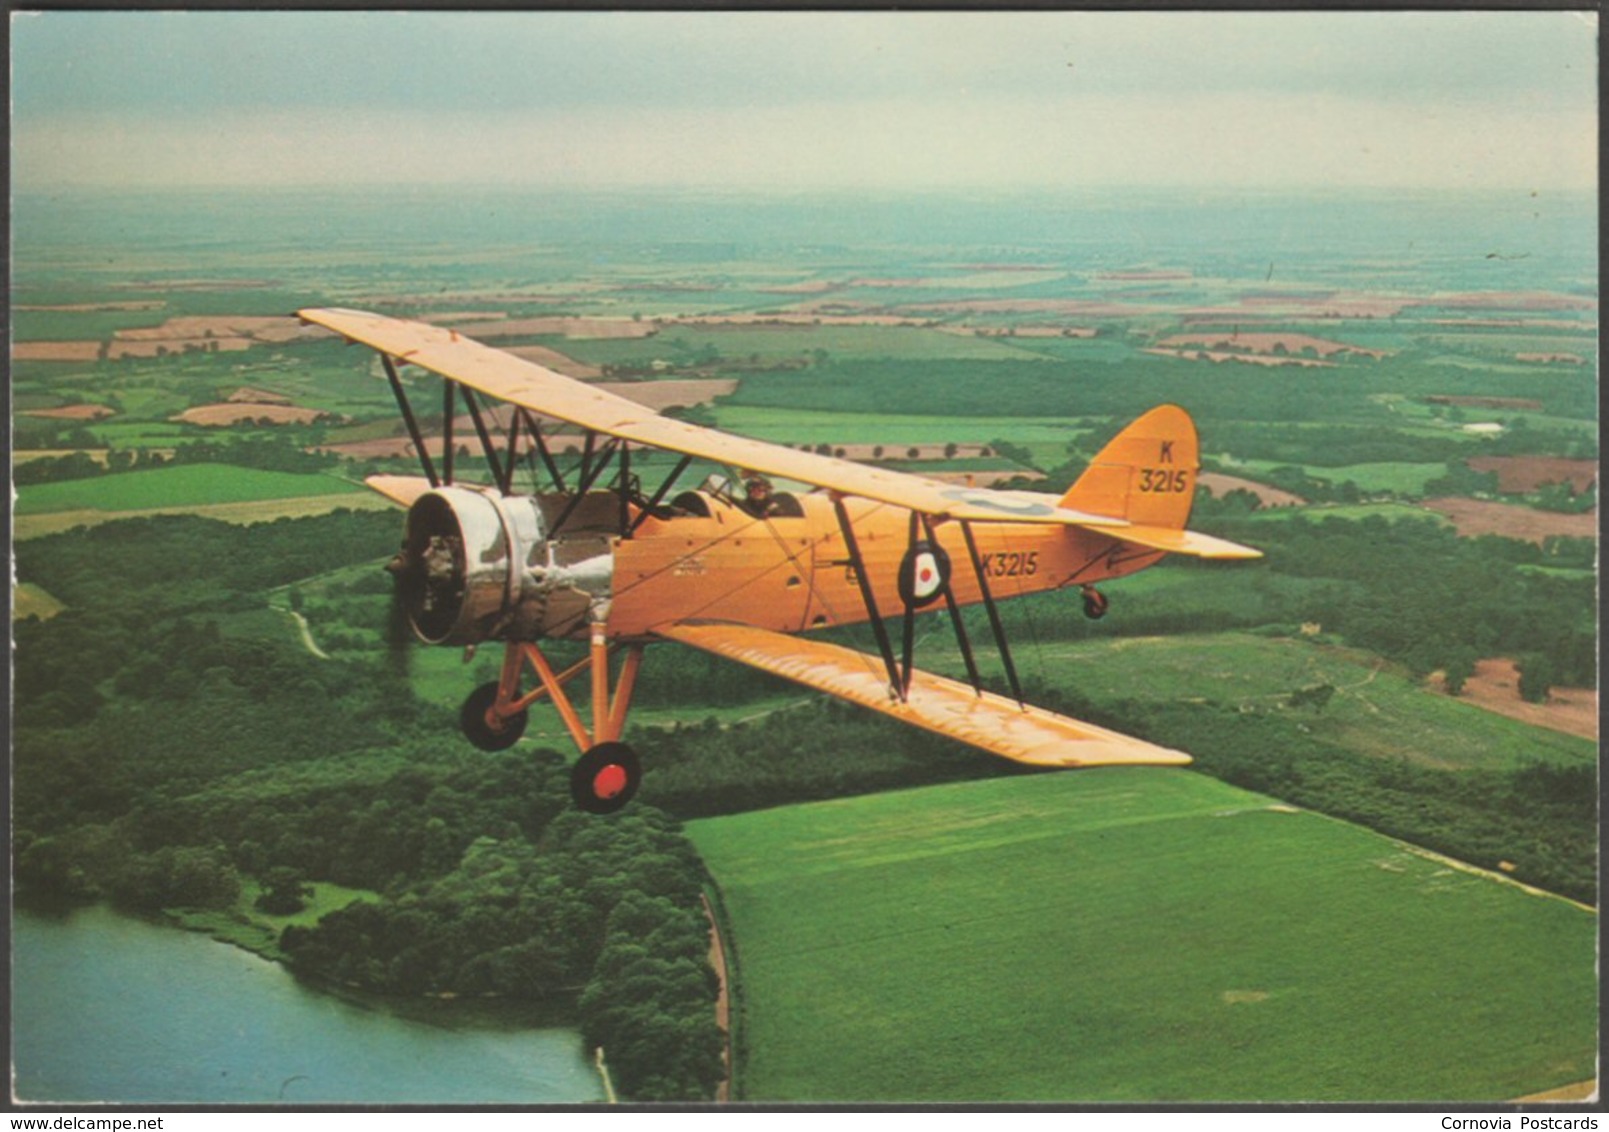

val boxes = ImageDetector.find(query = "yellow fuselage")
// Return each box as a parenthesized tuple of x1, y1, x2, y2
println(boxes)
(609, 491, 1161, 640)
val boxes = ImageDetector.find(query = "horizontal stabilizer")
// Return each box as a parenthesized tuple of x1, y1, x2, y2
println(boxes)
(656, 621, 1191, 769)
(1111, 524, 1263, 560)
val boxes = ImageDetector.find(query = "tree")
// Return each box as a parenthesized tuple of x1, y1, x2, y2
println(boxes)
(256, 866, 313, 915)
(1442, 648, 1477, 697)
(1287, 683, 1336, 713)
(1517, 653, 1555, 704)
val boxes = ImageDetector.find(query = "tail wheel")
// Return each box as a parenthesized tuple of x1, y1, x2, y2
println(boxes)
(571, 741, 642, 814)
(459, 681, 528, 751)
(1081, 587, 1110, 620)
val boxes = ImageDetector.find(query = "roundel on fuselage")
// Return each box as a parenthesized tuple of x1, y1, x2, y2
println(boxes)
(898, 541, 951, 608)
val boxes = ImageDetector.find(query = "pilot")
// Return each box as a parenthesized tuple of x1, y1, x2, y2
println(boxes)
(742, 474, 780, 518)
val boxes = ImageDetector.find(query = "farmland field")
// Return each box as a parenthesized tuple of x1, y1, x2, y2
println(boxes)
(710, 406, 1088, 470)
(14, 464, 366, 515)
(1222, 458, 1448, 495)
(13, 583, 66, 621)
(691, 770, 1597, 1102)
(1421, 497, 1598, 543)
(10, 184, 1597, 1105)
(13, 494, 398, 541)
(920, 630, 1595, 773)
(1247, 502, 1452, 526)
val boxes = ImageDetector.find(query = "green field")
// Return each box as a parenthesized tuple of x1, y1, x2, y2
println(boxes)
(691, 770, 1597, 1102)
(1247, 502, 1451, 525)
(12, 583, 66, 621)
(560, 324, 1049, 366)
(14, 464, 366, 515)
(1223, 458, 1448, 495)
(923, 630, 1593, 772)
(712, 406, 1089, 469)
(168, 880, 381, 962)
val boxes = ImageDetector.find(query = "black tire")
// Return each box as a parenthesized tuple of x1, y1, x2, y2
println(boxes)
(571, 741, 642, 814)
(459, 682, 527, 751)
(1082, 588, 1109, 620)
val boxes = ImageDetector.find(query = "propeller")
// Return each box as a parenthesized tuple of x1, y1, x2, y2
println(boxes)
(382, 562, 415, 675)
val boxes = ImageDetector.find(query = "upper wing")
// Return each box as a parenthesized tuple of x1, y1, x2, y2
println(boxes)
(298, 307, 1130, 529)
(656, 621, 1191, 769)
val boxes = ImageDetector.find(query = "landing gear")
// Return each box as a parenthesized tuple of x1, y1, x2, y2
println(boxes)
(570, 741, 642, 814)
(459, 681, 528, 751)
(470, 625, 648, 813)
(1081, 586, 1110, 621)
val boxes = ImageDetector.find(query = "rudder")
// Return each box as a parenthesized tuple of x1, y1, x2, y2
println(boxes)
(1060, 404, 1198, 529)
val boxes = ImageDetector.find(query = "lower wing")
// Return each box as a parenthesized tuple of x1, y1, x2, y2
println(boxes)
(655, 621, 1190, 769)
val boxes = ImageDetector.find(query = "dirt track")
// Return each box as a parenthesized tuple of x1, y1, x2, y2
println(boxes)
(701, 893, 733, 1103)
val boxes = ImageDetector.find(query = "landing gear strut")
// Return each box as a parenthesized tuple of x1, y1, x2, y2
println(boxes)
(1081, 585, 1110, 620)
(459, 618, 647, 814)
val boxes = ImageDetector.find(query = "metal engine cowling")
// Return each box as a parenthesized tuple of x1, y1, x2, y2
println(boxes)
(389, 486, 611, 645)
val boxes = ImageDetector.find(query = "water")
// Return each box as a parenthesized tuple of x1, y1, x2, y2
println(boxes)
(12, 902, 604, 1105)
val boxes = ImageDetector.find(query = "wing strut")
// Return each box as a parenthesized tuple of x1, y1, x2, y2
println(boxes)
(548, 433, 619, 536)
(522, 410, 568, 492)
(616, 443, 633, 537)
(925, 514, 985, 696)
(500, 408, 523, 495)
(629, 454, 694, 535)
(898, 511, 921, 697)
(831, 495, 905, 700)
(441, 379, 456, 484)
(380, 354, 440, 488)
(459, 385, 508, 493)
(961, 520, 1025, 706)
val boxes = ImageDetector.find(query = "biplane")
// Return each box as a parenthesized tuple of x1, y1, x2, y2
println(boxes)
(298, 308, 1260, 813)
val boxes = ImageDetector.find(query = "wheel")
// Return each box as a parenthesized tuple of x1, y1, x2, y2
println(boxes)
(1081, 587, 1109, 620)
(571, 741, 642, 814)
(459, 682, 527, 751)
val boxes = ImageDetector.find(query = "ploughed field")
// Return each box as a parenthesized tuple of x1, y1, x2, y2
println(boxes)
(689, 770, 1596, 1103)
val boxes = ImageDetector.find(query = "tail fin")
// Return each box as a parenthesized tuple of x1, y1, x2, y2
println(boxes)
(1061, 404, 1198, 529)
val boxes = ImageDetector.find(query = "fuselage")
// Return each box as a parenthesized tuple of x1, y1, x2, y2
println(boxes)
(610, 488, 1161, 639)
(394, 483, 1167, 648)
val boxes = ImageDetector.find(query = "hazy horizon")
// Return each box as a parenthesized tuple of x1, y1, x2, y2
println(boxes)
(11, 11, 1597, 194)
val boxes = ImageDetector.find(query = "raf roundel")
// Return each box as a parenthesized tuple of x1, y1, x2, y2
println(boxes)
(939, 487, 1057, 517)
(898, 541, 952, 608)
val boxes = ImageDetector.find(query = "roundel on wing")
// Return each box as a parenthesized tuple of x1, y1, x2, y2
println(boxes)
(898, 541, 951, 608)
(939, 487, 1056, 517)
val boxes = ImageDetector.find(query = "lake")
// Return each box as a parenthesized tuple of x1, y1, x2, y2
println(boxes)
(12, 902, 605, 1105)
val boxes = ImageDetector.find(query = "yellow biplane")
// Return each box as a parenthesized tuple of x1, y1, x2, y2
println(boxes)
(299, 308, 1260, 813)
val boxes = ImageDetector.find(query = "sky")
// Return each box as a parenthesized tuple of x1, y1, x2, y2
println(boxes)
(10, 10, 1599, 192)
